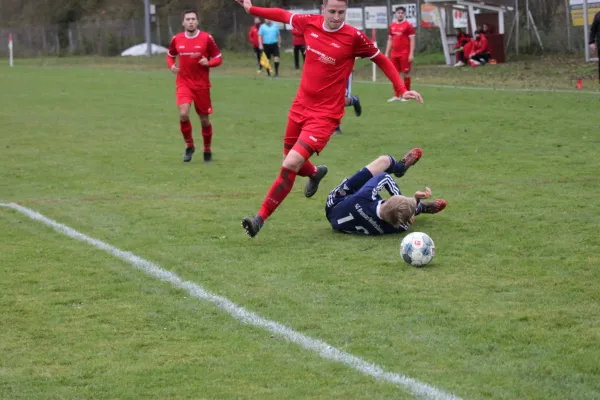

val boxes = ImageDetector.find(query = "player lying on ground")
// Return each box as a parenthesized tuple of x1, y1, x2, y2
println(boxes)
(234, 0, 423, 238)
(167, 9, 222, 163)
(325, 148, 447, 235)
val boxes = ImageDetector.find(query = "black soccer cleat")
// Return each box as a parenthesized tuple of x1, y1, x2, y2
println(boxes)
(304, 165, 328, 198)
(203, 151, 212, 163)
(353, 96, 362, 117)
(183, 146, 195, 163)
(394, 148, 422, 177)
(242, 215, 264, 238)
(421, 199, 447, 214)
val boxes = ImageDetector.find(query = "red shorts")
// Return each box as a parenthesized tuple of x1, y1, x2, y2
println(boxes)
(176, 85, 212, 115)
(392, 55, 412, 74)
(284, 103, 340, 158)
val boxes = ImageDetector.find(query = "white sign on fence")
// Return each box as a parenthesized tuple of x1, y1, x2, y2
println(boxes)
(346, 8, 364, 29)
(452, 8, 468, 28)
(392, 4, 418, 27)
(364, 6, 389, 29)
(285, 9, 320, 30)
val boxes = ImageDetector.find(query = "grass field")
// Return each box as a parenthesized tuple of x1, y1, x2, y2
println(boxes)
(1, 53, 600, 399)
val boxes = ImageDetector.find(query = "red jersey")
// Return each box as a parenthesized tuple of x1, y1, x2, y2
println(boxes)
(389, 20, 415, 57)
(290, 14, 379, 119)
(472, 34, 490, 54)
(249, 25, 260, 48)
(292, 27, 305, 46)
(456, 32, 471, 48)
(167, 30, 221, 89)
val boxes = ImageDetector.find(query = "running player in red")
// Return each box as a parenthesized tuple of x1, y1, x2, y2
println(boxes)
(234, 0, 423, 238)
(167, 10, 222, 163)
(385, 6, 416, 102)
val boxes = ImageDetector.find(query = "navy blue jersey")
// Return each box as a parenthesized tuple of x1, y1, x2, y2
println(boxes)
(326, 171, 411, 235)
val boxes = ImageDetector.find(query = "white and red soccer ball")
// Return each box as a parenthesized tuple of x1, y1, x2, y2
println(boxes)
(400, 232, 435, 267)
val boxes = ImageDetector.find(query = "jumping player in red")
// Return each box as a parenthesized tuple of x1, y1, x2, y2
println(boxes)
(385, 6, 416, 101)
(234, 0, 423, 238)
(167, 10, 222, 163)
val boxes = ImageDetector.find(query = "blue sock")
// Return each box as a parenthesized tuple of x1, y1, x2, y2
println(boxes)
(345, 167, 374, 192)
(385, 155, 406, 177)
(415, 202, 424, 215)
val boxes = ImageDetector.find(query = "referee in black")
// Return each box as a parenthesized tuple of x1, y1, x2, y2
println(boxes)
(591, 10, 600, 82)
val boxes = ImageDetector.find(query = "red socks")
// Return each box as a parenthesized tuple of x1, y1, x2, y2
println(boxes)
(179, 120, 212, 152)
(258, 167, 297, 221)
(202, 124, 212, 153)
(180, 120, 193, 148)
(404, 77, 411, 91)
(297, 160, 317, 177)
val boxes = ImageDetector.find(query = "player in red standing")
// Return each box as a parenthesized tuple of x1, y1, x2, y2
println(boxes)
(167, 10, 222, 163)
(234, 0, 423, 238)
(292, 26, 306, 70)
(385, 6, 416, 102)
(248, 17, 263, 73)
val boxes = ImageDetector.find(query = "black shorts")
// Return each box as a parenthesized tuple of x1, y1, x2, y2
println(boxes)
(263, 43, 280, 58)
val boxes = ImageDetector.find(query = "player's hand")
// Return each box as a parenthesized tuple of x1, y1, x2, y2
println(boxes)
(408, 54, 414, 63)
(234, 0, 252, 13)
(414, 187, 431, 200)
(199, 57, 209, 66)
(259, 45, 264, 51)
(170, 65, 179, 75)
(402, 90, 423, 104)
(408, 216, 416, 225)
(591, 43, 597, 51)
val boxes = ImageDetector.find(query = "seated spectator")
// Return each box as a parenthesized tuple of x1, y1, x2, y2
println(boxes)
(482, 23, 494, 35)
(469, 31, 492, 66)
(454, 28, 472, 67)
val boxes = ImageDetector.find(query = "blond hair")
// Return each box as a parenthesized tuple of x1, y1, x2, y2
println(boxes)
(379, 195, 417, 228)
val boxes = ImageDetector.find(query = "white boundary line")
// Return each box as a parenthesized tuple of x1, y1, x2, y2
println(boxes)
(0, 202, 462, 400)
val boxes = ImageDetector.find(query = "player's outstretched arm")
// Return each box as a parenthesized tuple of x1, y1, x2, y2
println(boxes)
(371, 53, 423, 103)
(414, 187, 431, 200)
(234, 0, 293, 24)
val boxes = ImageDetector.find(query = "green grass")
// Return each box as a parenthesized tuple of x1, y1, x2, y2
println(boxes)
(11, 51, 600, 91)
(1, 57, 600, 399)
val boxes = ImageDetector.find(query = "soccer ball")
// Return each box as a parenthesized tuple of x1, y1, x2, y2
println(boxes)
(400, 232, 435, 267)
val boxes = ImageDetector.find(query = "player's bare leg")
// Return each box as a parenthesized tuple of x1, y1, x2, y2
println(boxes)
(179, 103, 195, 162)
(363, 148, 422, 178)
(365, 155, 395, 175)
(199, 114, 212, 162)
